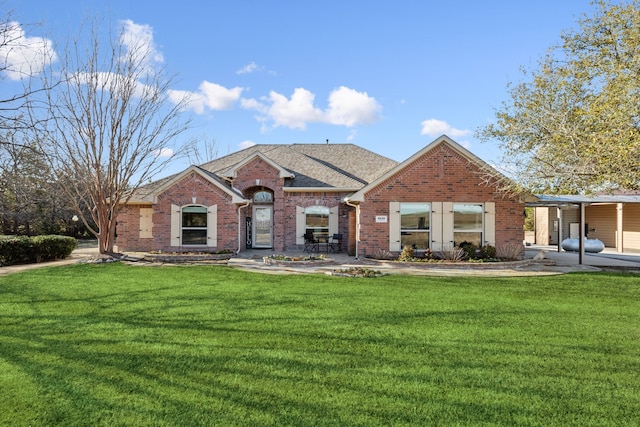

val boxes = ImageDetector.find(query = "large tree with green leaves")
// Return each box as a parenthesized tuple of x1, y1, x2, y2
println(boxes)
(477, 0, 640, 194)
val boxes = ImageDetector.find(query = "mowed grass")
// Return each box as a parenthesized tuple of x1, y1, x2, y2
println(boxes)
(0, 264, 639, 426)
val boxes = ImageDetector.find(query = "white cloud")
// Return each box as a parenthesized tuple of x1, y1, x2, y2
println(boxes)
(420, 118, 470, 138)
(119, 20, 163, 72)
(169, 81, 245, 113)
(239, 140, 256, 150)
(0, 21, 56, 80)
(241, 86, 381, 130)
(154, 147, 174, 158)
(264, 88, 324, 130)
(236, 61, 263, 74)
(325, 86, 381, 127)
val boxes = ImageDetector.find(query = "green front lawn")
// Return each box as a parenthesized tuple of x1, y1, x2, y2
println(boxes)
(1, 264, 639, 426)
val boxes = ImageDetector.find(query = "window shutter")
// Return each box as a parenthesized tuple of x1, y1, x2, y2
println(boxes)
(296, 206, 305, 245)
(329, 205, 339, 236)
(139, 208, 153, 238)
(431, 202, 443, 251)
(484, 202, 496, 246)
(389, 201, 401, 252)
(171, 204, 181, 247)
(442, 202, 454, 250)
(207, 204, 217, 247)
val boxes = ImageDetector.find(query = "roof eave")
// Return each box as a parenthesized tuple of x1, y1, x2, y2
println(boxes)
(283, 187, 360, 193)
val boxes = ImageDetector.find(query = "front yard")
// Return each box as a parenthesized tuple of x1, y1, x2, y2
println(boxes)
(1, 264, 638, 426)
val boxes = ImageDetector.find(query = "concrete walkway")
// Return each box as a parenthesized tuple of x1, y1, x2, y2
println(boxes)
(1, 244, 639, 278)
(227, 245, 640, 277)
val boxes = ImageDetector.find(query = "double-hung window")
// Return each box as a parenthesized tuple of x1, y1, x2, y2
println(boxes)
(305, 206, 329, 238)
(453, 203, 483, 247)
(182, 205, 208, 245)
(400, 203, 430, 249)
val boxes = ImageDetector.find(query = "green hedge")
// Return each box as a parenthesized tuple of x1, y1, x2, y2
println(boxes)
(0, 235, 77, 267)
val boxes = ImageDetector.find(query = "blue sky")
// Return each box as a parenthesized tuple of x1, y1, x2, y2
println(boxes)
(5, 0, 594, 177)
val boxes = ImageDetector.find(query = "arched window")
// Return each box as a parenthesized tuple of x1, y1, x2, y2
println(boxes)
(253, 191, 273, 203)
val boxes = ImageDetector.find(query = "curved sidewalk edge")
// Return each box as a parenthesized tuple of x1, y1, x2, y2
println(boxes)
(3, 245, 639, 278)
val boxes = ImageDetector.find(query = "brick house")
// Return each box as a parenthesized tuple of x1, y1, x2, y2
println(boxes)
(117, 135, 525, 257)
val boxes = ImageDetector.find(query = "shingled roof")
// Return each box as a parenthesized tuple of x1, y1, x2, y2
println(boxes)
(199, 143, 398, 189)
(125, 143, 398, 203)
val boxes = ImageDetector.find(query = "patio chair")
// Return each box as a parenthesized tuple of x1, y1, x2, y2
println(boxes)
(328, 233, 343, 253)
(303, 231, 319, 253)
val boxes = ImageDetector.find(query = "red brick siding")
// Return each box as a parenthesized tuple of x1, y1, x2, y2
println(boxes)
(116, 204, 152, 251)
(118, 173, 239, 252)
(283, 191, 353, 251)
(230, 158, 354, 251)
(155, 173, 238, 252)
(232, 158, 286, 251)
(357, 144, 524, 255)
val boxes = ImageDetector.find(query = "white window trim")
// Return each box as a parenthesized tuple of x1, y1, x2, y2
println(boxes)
(296, 205, 339, 245)
(170, 204, 217, 247)
(392, 201, 496, 251)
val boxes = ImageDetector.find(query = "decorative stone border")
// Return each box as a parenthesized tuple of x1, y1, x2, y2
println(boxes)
(143, 252, 234, 263)
(263, 256, 334, 266)
(362, 258, 555, 270)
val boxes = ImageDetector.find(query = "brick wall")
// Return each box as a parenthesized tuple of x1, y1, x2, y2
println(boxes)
(156, 172, 238, 252)
(357, 144, 524, 255)
(116, 204, 151, 251)
(231, 157, 353, 251)
(118, 172, 239, 252)
(283, 191, 353, 251)
(232, 157, 286, 251)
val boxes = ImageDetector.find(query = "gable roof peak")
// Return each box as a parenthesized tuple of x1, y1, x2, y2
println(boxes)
(346, 135, 504, 202)
(220, 151, 295, 179)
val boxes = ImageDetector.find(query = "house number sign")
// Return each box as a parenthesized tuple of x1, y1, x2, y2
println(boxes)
(375, 215, 388, 223)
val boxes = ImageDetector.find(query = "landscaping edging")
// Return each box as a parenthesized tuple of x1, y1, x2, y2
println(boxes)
(362, 258, 556, 270)
(143, 252, 234, 263)
(263, 256, 334, 266)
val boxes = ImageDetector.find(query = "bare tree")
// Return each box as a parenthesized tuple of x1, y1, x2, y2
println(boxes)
(0, 8, 56, 133)
(38, 18, 191, 254)
(0, 126, 76, 235)
(184, 135, 219, 165)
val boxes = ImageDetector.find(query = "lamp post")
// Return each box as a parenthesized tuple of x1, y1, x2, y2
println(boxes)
(72, 215, 79, 238)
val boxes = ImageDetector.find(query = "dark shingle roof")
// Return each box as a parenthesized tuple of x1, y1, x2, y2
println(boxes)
(126, 143, 398, 202)
(200, 143, 398, 189)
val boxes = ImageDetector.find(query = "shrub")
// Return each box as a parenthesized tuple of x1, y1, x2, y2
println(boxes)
(398, 246, 415, 262)
(0, 235, 76, 266)
(417, 248, 435, 260)
(0, 236, 32, 266)
(31, 235, 77, 262)
(369, 248, 396, 260)
(478, 244, 497, 260)
(458, 241, 477, 259)
(436, 246, 466, 262)
(497, 242, 524, 261)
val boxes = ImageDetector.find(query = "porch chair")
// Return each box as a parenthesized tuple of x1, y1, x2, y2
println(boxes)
(328, 233, 343, 253)
(303, 231, 319, 253)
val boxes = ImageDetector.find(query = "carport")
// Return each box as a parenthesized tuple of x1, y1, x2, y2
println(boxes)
(528, 194, 640, 264)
